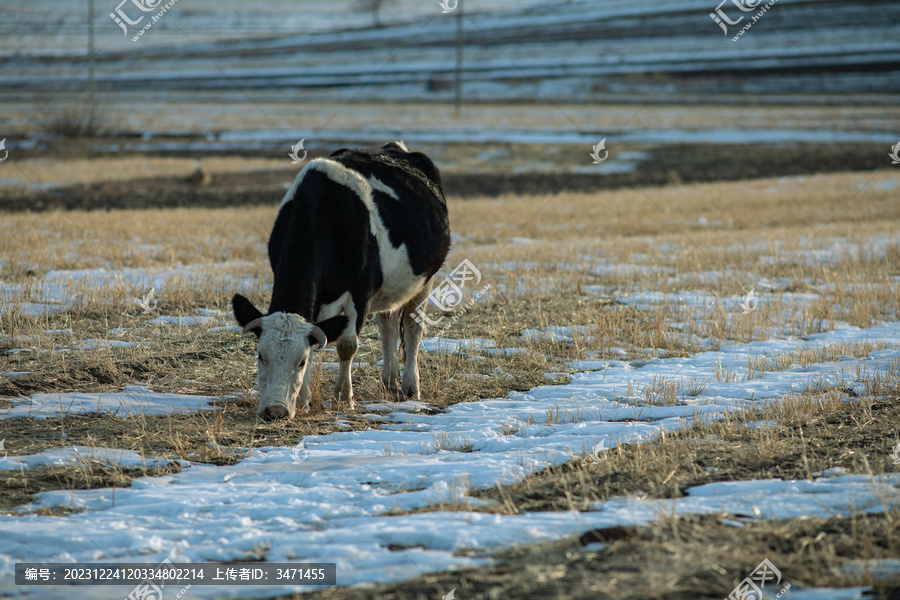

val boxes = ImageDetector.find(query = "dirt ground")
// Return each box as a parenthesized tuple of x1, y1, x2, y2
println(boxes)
(0, 141, 887, 211)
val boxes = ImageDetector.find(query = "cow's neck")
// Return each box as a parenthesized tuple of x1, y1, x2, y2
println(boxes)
(267, 215, 322, 322)
(269, 276, 319, 322)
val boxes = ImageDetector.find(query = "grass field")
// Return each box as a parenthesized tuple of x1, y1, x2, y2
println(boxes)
(2, 154, 900, 598)
(3, 0, 899, 593)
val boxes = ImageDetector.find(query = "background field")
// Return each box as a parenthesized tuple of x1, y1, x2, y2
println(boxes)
(1, 0, 900, 599)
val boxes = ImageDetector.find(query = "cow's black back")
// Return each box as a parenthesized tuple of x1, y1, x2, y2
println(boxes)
(266, 143, 450, 331)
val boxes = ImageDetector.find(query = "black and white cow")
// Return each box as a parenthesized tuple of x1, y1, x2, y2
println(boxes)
(232, 141, 450, 420)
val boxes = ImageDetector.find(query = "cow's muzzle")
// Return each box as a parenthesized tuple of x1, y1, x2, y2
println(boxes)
(260, 404, 289, 420)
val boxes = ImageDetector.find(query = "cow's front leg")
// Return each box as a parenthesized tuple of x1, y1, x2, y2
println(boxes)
(401, 286, 431, 400)
(377, 312, 401, 397)
(299, 361, 314, 413)
(334, 334, 358, 410)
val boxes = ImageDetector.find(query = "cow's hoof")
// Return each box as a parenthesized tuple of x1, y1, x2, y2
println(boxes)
(334, 394, 356, 411)
(381, 377, 400, 396)
(261, 405, 289, 420)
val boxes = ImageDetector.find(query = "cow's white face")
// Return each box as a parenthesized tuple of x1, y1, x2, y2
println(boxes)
(252, 312, 324, 420)
(233, 293, 349, 420)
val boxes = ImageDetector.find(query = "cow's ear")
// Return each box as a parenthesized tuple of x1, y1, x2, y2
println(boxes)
(310, 316, 350, 346)
(232, 294, 264, 336)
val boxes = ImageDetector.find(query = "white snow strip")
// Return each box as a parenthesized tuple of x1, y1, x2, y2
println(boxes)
(69, 339, 135, 350)
(0, 386, 223, 420)
(420, 337, 497, 353)
(147, 315, 220, 326)
(521, 325, 595, 343)
(2, 322, 900, 598)
(0, 446, 184, 472)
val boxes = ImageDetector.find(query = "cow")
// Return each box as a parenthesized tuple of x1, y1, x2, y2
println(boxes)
(232, 141, 450, 420)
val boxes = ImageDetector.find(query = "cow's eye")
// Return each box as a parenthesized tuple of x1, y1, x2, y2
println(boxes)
(257, 352, 263, 362)
(298, 359, 307, 368)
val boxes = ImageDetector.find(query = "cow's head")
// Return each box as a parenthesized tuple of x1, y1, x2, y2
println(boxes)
(232, 294, 348, 420)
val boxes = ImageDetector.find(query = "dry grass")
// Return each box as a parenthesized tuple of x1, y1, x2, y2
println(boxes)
(0, 397, 377, 465)
(295, 510, 900, 600)
(472, 389, 899, 514)
(0, 206, 272, 277)
(1, 163, 900, 597)
(300, 381, 900, 600)
(0, 458, 182, 514)
(2, 169, 899, 435)
(38, 103, 115, 138)
(372, 377, 899, 520)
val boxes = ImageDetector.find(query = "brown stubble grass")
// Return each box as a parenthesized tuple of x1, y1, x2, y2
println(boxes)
(472, 386, 900, 515)
(2, 170, 899, 427)
(0, 206, 273, 278)
(309, 382, 900, 600)
(284, 169, 900, 599)
(297, 509, 900, 600)
(1, 166, 900, 589)
(0, 458, 183, 515)
(451, 170, 900, 241)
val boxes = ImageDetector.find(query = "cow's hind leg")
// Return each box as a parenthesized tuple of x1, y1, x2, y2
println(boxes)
(400, 285, 431, 400)
(377, 312, 401, 398)
(334, 334, 358, 411)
